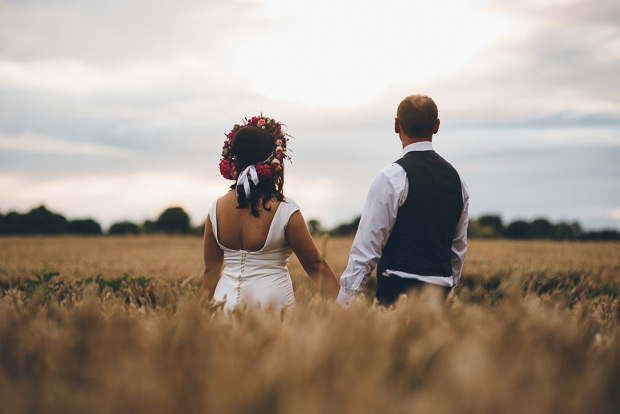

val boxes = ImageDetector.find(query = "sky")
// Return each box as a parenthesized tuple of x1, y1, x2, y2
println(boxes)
(1, 0, 619, 231)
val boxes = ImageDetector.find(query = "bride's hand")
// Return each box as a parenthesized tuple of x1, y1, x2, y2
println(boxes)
(285, 211, 340, 299)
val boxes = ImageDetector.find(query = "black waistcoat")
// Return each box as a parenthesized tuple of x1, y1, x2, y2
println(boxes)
(377, 150, 463, 278)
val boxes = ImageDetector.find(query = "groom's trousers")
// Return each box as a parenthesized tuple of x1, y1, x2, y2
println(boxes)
(375, 274, 451, 307)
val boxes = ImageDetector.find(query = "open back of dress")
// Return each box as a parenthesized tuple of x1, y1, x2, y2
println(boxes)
(209, 198, 300, 311)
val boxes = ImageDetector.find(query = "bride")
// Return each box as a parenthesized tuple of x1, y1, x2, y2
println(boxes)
(203, 115, 340, 311)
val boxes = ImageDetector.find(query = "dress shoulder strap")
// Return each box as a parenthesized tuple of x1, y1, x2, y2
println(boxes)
(279, 198, 300, 227)
(208, 199, 218, 228)
(261, 198, 301, 249)
(208, 198, 227, 250)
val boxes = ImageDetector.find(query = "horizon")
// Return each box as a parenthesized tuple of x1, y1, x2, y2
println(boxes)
(1, 202, 616, 235)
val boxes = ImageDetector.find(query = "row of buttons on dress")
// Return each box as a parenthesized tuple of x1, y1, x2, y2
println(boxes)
(236, 251, 247, 303)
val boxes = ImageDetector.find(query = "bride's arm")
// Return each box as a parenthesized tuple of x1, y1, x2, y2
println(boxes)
(203, 215, 223, 300)
(285, 211, 340, 299)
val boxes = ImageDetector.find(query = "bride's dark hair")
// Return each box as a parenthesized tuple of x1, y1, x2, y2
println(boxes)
(231, 126, 284, 217)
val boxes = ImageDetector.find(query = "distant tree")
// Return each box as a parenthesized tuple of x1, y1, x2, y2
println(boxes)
(528, 218, 555, 239)
(477, 214, 504, 237)
(23, 205, 69, 234)
(67, 219, 102, 235)
(142, 220, 156, 234)
(553, 222, 581, 240)
(0, 212, 8, 234)
(569, 221, 583, 239)
(147, 207, 191, 234)
(2, 212, 24, 234)
(329, 216, 361, 237)
(582, 229, 620, 241)
(307, 219, 323, 236)
(467, 220, 496, 238)
(109, 221, 140, 235)
(504, 220, 530, 239)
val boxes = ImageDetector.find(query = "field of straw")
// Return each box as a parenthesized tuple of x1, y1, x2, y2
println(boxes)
(1, 235, 619, 413)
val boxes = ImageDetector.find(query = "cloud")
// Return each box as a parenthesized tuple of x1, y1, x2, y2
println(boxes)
(0, 58, 226, 95)
(233, 0, 522, 107)
(0, 0, 259, 63)
(0, 0, 619, 231)
(484, 0, 620, 27)
(0, 132, 130, 156)
(1, 0, 522, 107)
(448, 0, 620, 122)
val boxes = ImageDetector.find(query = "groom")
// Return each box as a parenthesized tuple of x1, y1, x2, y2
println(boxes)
(337, 94, 469, 306)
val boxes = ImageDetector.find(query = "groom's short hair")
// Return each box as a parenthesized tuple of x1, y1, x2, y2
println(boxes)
(397, 94, 438, 138)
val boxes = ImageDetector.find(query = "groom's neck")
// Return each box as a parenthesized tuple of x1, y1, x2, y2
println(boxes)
(401, 136, 432, 148)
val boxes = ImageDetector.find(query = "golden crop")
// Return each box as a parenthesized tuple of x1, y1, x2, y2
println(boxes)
(1, 236, 619, 413)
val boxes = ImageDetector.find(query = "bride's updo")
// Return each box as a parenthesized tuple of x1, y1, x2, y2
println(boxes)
(231, 126, 285, 216)
(231, 127, 273, 170)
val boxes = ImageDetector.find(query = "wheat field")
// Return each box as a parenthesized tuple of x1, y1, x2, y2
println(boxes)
(1, 236, 619, 413)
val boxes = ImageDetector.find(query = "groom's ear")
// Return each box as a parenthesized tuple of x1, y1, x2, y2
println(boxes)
(394, 117, 400, 134)
(433, 119, 440, 134)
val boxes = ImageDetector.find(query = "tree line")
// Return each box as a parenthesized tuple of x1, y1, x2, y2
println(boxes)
(1, 206, 619, 240)
(309, 214, 620, 241)
(0, 205, 201, 236)
(467, 214, 620, 240)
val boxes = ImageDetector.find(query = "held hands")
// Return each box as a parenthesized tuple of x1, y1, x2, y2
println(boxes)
(336, 289, 356, 307)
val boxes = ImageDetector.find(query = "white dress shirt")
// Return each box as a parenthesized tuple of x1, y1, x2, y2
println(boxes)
(337, 141, 469, 305)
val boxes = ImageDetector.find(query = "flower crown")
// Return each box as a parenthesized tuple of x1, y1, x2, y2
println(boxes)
(219, 114, 291, 181)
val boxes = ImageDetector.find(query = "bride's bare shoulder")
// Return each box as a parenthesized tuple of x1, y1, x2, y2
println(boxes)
(217, 191, 237, 207)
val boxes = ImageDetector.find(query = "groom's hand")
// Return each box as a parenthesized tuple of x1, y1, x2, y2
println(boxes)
(337, 289, 356, 307)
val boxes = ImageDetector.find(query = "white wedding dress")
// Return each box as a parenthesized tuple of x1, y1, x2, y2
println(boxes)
(209, 198, 300, 312)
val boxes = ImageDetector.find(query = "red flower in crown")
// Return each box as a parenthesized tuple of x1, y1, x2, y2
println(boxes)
(255, 162, 272, 179)
(219, 158, 237, 180)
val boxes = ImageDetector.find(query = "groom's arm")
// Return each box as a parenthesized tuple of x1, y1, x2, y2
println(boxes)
(450, 178, 469, 287)
(337, 164, 407, 305)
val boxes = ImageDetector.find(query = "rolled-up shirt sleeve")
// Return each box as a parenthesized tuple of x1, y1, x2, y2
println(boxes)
(337, 165, 406, 305)
(450, 178, 469, 287)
